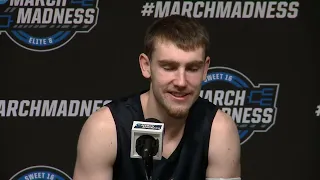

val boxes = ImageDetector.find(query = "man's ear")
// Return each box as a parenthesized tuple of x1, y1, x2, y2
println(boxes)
(139, 53, 151, 79)
(202, 56, 211, 81)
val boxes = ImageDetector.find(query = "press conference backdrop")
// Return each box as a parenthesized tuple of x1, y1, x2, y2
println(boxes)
(1, 0, 318, 179)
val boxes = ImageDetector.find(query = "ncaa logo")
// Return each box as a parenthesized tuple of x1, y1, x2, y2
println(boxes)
(9, 165, 72, 180)
(0, 0, 99, 52)
(201, 66, 279, 145)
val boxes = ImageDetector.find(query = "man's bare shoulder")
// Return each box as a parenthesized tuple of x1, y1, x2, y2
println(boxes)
(210, 109, 240, 149)
(73, 106, 117, 179)
(206, 109, 241, 178)
(77, 106, 117, 158)
(211, 109, 238, 133)
(80, 106, 116, 136)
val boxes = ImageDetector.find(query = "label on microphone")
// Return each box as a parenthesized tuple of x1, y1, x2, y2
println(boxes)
(134, 123, 162, 130)
(130, 121, 164, 160)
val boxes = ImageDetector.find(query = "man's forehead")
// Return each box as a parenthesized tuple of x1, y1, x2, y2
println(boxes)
(152, 40, 205, 60)
(153, 39, 204, 50)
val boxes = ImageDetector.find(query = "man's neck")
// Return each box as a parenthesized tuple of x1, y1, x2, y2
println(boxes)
(140, 91, 187, 138)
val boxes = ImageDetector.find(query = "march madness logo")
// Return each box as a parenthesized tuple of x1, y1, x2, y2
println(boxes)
(9, 165, 72, 180)
(0, 0, 99, 52)
(201, 66, 279, 145)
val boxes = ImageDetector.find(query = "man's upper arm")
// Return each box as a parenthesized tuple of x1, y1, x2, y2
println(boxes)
(206, 109, 241, 178)
(73, 107, 117, 180)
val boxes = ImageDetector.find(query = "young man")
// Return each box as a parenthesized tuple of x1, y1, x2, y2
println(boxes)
(73, 15, 241, 180)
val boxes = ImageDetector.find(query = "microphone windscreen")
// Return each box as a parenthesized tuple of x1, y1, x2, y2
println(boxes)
(131, 119, 164, 160)
(144, 118, 161, 123)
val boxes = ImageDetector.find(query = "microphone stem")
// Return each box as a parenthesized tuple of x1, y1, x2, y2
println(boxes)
(142, 138, 154, 180)
(143, 154, 153, 180)
(136, 135, 158, 180)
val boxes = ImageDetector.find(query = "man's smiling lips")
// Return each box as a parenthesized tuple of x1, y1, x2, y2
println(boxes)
(167, 92, 191, 101)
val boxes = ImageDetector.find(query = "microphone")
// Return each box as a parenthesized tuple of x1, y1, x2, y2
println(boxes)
(130, 118, 164, 180)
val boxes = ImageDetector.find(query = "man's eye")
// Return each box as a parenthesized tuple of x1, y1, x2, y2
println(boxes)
(188, 67, 200, 72)
(163, 66, 175, 71)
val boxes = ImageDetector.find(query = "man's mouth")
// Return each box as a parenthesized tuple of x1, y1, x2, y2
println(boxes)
(168, 92, 191, 100)
(170, 92, 188, 97)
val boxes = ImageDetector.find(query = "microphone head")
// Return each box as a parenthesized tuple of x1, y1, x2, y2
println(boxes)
(130, 120, 164, 160)
(135, 135, 159, 157)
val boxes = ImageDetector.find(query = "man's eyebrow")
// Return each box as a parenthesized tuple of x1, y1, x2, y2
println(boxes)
(187, 60, 204, 66)
(157, 59, 204, 66)
(157, 59, 178, 64)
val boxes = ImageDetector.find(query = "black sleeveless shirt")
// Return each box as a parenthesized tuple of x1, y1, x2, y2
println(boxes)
(106, 91, 218, 180)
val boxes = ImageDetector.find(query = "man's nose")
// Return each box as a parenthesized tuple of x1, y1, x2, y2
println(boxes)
(173, 70, 187, 88)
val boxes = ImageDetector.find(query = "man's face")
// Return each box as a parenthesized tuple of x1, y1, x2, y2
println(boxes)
(148, 40, 210, 118)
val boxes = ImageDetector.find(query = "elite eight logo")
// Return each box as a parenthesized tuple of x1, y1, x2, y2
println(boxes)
(0, 0, 99, 52)
(201, 66, 280, 145)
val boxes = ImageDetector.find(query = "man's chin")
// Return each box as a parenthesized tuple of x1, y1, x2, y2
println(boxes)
(168, 112, 188, 119)
(166, 106, 190, 119)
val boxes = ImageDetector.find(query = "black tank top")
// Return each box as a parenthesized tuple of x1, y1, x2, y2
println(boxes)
(106, 91, 218, 180)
